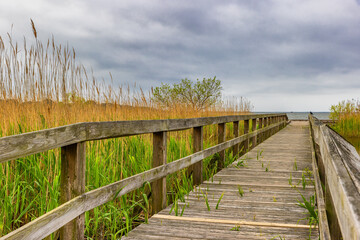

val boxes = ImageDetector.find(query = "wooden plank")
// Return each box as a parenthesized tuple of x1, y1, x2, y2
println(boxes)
(243, 120, 249, 154)
(124, 121, 318, 240)
(257, 118, 263, 144)
(308, 122, 331, 240)
(318, 125, 360, 239)
(251, 118, 257, 149)
(127, 218, 318, 240)
(232, 121, 239, 158)
(0, 114, 286, 163)
(218, 123, 226, 169)
(59, 142, 86, 240)
(187, 127, 203, 186)
(152, 215, 316, 229)
(151, 131, 167, 214)
(0, 122, 283, 240)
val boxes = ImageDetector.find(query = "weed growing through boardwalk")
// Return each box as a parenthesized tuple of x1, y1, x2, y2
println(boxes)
(201, 190, 211, 211)
(295, 168, 318, 239)
(230, 225, 241, 231)
(216, 192, 225, 210)
(297, 193, 318, 239)
(293, 158, 298, 171)
(238, 185, 244, 197)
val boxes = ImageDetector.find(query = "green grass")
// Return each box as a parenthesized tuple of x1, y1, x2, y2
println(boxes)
(0, 130, 240, 239)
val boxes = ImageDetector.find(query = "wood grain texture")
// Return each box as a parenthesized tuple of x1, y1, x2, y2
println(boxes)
(232, 121, 239, 158)
(218, 123, 226, 169)
(251, 118, 257, 149)
(187, 127, 203, 186)
(243, 119, 249, 154)
(0, 121, 285, 240)
(308, 120, 331, 240)
(309, 114, 360, 240)
(0, 114, 286, 163)
(151, 131, 167, 215)
(257, 118, 263, 144)
(152, 214, 316, 229)
(124, 121, 318, 240)
(59, 142, 86, 240)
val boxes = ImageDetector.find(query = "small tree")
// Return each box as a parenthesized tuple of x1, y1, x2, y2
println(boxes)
(152, 77, 222, 110)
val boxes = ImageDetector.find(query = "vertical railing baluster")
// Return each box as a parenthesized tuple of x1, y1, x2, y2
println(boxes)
(258, 118, 263, 144)
(218, 123, 226, 169)
(188, 126, 203, 186)
(60, 142, 86, 240)
(151, 131, 167, 215)
(251, 118, 257, 149)
(233, 121, 239, 159)
(243, 119, 249, 154)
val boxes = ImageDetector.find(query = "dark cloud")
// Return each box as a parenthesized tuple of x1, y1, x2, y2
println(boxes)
(1, 0, 360, 111)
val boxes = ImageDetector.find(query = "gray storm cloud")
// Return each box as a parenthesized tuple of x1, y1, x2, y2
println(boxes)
(1, 0, 359, 111)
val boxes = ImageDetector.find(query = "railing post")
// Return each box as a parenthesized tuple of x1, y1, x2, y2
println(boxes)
(258, 118, 263, 144)
(251, 118, 257, 149)
(60, 142, 86, 240)
(233, 121, 239, 158)
(151, 131, 167, 215)
(265, 117, 269, 138)
(188, 126, 203, 186)
(243, 119, 249, 154)
(218, 123, 226, 169)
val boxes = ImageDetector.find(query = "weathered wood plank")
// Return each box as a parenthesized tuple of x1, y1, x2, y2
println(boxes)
(218, 123, 226, 169)
(232, 121, 239, 158)
(243, 119, 249, 154)
(318, 125, 360, 239)
(152, 215, 315, 229)
(0, 114, 286, 163)
(187, 126, 203, 186)
(308, 121, 331, 240)
(0, 121, 284, 240)
(124, 121, 318, 240)
(151, 131, 167, 215)
(257, 118, 263, 144)
(251, 118, 257, 149)
(310, 114, 360, 239)
(59, 142, 86, 240)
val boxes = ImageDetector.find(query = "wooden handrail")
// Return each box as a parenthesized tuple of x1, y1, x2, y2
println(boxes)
(0, 113, 288, 240)
(0, 113, 284, 163)
(309, 114, 360, 240)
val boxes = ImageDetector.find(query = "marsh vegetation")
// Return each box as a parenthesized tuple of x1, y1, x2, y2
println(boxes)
(330, 99, 360, 153)
(0, 23, 252, 238)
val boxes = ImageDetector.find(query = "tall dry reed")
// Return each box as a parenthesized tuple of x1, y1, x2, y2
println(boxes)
(0, 22, 251, 239)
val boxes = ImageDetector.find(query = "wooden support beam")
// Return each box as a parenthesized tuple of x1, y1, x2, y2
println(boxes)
(187, 127, 203, 186)
(151, 131, 167, 215)
(60, 142, 86, 240)
(232, 121, 239, 158)
(218, 123, 226, 169)
(251, 118, 257, 149)
(258, 118, 263, 144)
(243, 120, 249, 154)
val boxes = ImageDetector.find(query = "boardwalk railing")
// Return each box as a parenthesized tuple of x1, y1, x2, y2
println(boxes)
(0, 113, 287, 240)
(309, 114, 360, 240)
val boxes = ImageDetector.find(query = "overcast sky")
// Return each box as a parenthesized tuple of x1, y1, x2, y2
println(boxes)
(1, 0, 360, 111)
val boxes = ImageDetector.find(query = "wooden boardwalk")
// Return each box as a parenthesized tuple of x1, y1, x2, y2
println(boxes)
(124, 121, 318, 239)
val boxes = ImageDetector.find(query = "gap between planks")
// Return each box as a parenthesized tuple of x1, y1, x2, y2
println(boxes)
(152, 214, 317, 229)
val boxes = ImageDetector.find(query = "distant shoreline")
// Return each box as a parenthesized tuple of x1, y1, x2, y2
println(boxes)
(254, 112, 330, 120)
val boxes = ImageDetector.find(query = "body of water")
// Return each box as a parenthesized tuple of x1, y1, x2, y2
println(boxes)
(255, 112, 330, 120)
